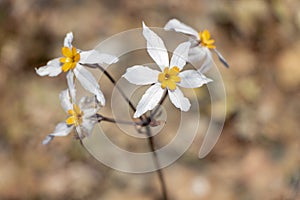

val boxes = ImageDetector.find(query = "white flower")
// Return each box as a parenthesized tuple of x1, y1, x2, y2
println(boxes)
(164, 18, 229, 73)
(122, 22, 212, 118)
(42, 89, 100, 145)
(35, 32, 119, 105)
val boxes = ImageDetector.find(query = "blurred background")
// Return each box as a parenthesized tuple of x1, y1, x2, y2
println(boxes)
(0, 0, 300, 199)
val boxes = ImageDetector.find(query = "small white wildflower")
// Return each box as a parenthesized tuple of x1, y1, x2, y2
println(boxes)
(36, 32, 119, 105)
(42, 88, 100, 145)
(164, 18, 229, 73)
(122, 22, 212, 118)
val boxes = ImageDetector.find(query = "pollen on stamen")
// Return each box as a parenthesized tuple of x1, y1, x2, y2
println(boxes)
(59, 47, 80, 72)
(65, 104, 84, 126)
(198, 30, 216, 49)
(158, 67, 181, 91)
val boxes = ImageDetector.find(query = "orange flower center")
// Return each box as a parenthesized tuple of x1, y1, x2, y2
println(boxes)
(66, 104, 83, 127)
(158, 67, 181, 91)
(59, 47, 80, 72)
(198, 30, 216, 49)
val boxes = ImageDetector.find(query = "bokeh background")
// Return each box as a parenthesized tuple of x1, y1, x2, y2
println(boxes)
(0, 0, 300, 199)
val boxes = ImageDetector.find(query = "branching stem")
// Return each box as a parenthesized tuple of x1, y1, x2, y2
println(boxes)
(84, 64, 169, 200)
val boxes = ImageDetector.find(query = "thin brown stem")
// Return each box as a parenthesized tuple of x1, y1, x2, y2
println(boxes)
(83, 63, 137, 112)
(96, 114, 140, 126)
(145, 126, 168, 200)
(83, 63, 168, 199)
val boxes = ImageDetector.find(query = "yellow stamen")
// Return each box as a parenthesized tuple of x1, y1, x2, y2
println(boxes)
(59, 47, 80, 72)
(66, 104, 84, 126)
(198, 30, 216, 49)
(158, 67, 181, 91)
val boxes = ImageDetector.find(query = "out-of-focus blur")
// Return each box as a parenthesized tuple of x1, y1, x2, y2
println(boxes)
(0, 0, 299, 199)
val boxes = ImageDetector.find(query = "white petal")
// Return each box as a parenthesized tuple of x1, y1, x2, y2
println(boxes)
(168, 88, 191, 111)
(122, 65, 159, 85)
(189, 37, 200, 47)
(42, 135, 54, 145)
(74, 65, 105, 105)
(198, 58, 214, 74)
(164, 18, 199, 39)
(75, 115, 97, 139)
(178, 70, 212, 88)
(66, 72, 76, 103)
(80, 50, 119, 65)
(35, 58, 62, 77)
(81, 118, 97, 137)
(134, 83, 164, 118)
(188, 47, 213, 73)
(142, 22, 169, 70)
(79, 96, 98, 110)
(75, 126, 83, 139)
(170, 42, 190, 70)
(59, 89, 72, 112)
(214, 49, 229, 68)
(64, 32, 73, 48)
(83, 108, 99, 118)
(47, 122, 73, 140)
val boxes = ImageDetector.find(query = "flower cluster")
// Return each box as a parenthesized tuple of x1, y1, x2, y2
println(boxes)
(36, 19, 228, 144)
(36, 32, 118, 143)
